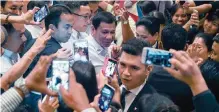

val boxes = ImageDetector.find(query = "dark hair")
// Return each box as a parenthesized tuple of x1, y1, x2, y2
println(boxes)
(27, 1, 47, 10)
(45, 4, 72, 30)
(92, 11, 116, 29)
(213, 34, 219, 43)
(170, 4, 184, 17)
(161, 23, 188, 50)
(137, 1, 156, 15)
(148, 11, 166, 24)
(206, 10, 219, 22)
(136, 16, 160, 36)
(1, 1, 6, 8)
(136, 93, 180, 112)
(1, 25, 8, 46)
(72, 61, 98, 102)
(2, 23, 16, 35)
(200, 59, 219, 80)
(195, 33, 214, 51)
(122, 38, 151, 56)
(63, 1, 82, 13)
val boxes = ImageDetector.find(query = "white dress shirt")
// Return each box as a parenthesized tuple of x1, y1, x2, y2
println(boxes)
(61, 28, 89, 55)
(24, 25, 43, 39)
(120, 80, 147, 112)
(86, 35, 113, 74)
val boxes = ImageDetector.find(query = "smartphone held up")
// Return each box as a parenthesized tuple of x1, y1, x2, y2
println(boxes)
(34, 5, 50, 22)
(142, 47, 173, 67)
(102, 57, 117, 77)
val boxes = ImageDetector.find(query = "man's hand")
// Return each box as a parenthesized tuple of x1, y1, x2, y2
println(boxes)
(25, 55, 57, 96)
(21, 7, 40, 25)
(38, 95, 59, 112)
(187, 43, 204, 66)
(60, 69, 91, 111)
(111, 45, 121, 60)
(29, 29, 53, 54)
(164, 49, 208, 96)
(55, 48, 72, 59)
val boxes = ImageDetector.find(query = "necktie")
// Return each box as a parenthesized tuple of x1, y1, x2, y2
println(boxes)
(121, 87, 130, 109)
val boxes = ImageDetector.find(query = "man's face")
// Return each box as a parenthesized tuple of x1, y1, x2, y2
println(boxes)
(53, 14, 73, 43)
(118, 52, 152, 90)
(1, 0, 23, 15)
(73, 6, 91, 32)
(136, 25, 156, 45)
(204, 19, 219, 35)
(92, 22, 116, 47)
(211, 41, 219, 62)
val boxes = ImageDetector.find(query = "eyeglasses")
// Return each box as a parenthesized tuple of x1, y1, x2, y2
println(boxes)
(72, 12, 90, 20)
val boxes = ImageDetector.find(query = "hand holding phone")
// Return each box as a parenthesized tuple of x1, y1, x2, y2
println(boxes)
(34, 5, 49, 22)
(102, 57, 117, 77)
(142, 47, 173, 67)
(99, 84, 115, 111)
(49, 59, 69, 92)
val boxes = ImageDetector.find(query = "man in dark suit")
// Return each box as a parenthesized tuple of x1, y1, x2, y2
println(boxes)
(147, 23, 195, 112)
(21, 4, 73, 112)
(23, 5, 73, 78)
(118, 38, 156, 112)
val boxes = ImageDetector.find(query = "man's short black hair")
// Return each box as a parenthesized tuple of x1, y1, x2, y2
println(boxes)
(1, 1, 6, 8)
(136, 16, 160, 36)
(195, 33, 214, 51)
(92, 11, 116, 29)
(213, 34, 219, 43)
(27, 1, 47, 10)
(161, 23, 188, 51)
(137, 1, 156, 15)
(122, 38, 151, 56)
(45, 4, 72, 30)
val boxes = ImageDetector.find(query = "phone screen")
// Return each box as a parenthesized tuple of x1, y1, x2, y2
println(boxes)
(49, 59, 69, 92)
(145, 48, 172, 67)
(104, 58, 117, 77)
(99, 84, 115, 111)
(34, 5, 49, 22)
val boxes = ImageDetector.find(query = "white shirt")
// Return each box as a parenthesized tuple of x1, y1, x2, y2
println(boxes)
(0, 49, 19, 75)
(120, 80, 147, 112)
(61, 28, 89, 55)
(86, 35, 113, 74)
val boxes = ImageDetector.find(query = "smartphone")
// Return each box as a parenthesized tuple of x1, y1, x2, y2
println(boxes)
(73, 39, 89, 62)
(34, 5, 49, 22)
(115, 16, 121, 21)
(142, 47, 173, 67)
(99, 84, 115, 112)
(103, 57, 117, 77)
(49, 59, 69, 92)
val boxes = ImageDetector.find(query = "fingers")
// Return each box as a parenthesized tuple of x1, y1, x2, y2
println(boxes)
(44, 88, 58, 96)
(59, 85, 70, 104)
(42, 29, 53, 42)
(32, 7, 40, 14)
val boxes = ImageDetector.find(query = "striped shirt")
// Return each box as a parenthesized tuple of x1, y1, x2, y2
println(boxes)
(0, 88, 23, 112)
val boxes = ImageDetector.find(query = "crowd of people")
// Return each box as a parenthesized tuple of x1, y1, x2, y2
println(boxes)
(0, 0, 219, 112)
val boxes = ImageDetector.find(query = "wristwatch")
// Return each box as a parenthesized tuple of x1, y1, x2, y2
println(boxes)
(14, 78, 29, 95)
(122, 20, 128, 24)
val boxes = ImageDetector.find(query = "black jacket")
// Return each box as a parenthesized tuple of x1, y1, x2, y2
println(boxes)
(147, 66, 194, 112)
(122, 83, 156, 112)
(23, 37, 62, 78)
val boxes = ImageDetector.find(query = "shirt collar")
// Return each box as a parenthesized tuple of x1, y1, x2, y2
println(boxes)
(3, 49, 16, 58)
(89, 35, 108, 56)
(122, 79, 147, 96)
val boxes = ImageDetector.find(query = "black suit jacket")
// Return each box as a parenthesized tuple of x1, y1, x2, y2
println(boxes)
(147, 66, 194, 112)
(122, 83, 156, 112)
(23, 37, 61, 78)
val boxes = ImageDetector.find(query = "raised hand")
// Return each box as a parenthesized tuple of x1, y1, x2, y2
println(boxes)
(38, 95, 59, 112)
(25, 55, 57, 96)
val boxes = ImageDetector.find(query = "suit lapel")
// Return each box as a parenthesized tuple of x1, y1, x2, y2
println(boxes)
(127, 83, 156, 112)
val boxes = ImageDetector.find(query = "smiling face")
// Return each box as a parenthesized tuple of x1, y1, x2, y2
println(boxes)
(1, 0, 24, 15)
(92, 22, 116, 47)
(118, 52, 152, 90)
(136, 25, 156, 45)
(203, 19, 219, 35)
(73, 5, 91, 32)
(172, 8, 188, 26)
